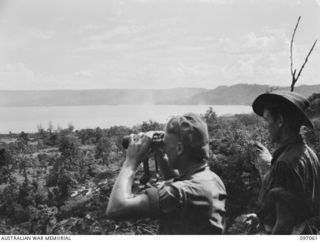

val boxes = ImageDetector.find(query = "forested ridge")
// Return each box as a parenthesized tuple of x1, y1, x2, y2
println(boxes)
(1, 84, 320, 107)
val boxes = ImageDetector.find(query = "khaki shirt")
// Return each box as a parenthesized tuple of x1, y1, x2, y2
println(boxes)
(257, 137, 320, 233)
(145, 166, 226, 234)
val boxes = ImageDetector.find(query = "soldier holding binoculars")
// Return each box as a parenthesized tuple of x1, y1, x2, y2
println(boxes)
(106, 113, 226, 234)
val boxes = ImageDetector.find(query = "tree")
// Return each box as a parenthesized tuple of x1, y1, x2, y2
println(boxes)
(48, 121, 54, 134)
(67, 123, 75, 132)
(203, 107, 218, 132)
(37, 124, 46, 138)
(307, 93, 320, 119)
(0, 148, 15, 184)
(140, 120, 164, 132)
(58, 133, 81, 168)
(290, 16, 317, 91)
(95, 137, 111, 164)
(18, 131, 29, 143)
(95, 127, 104, 144)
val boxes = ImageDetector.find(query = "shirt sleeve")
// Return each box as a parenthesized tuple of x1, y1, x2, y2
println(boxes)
(269, 161, 308, 219)
(144, 182, 186, 219)
(144, 186, 160, 219)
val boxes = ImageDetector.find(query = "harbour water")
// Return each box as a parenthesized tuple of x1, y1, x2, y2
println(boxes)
(0, 105, 252, 133)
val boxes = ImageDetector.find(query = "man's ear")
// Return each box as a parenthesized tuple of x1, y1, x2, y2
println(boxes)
(277, 114, 284, 128)
(176, 142, 184, 156)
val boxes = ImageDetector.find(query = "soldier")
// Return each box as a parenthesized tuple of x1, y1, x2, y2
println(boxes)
(248, 91, 320, 234)
(106, 113, 226, 234)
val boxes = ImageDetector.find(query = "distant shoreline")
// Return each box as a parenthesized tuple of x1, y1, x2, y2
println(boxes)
(0, 103, 251, 108)
(1, 84, 319, 107)
(0, 104, 252, 134)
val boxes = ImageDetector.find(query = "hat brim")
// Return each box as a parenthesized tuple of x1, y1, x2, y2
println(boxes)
(252, 93, 313, 129)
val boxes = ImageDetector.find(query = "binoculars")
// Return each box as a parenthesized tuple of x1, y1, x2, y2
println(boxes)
(121, 131, 165, 150)
(121, 131, 165, 184)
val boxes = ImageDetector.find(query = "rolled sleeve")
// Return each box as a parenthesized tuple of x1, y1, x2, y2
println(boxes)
(158, 182, 185, 217)
(145, 186, 160, 219)
(145, 182, 186, 219)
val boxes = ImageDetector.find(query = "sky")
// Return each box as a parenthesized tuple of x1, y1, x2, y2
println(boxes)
(0, 0, 320, 90)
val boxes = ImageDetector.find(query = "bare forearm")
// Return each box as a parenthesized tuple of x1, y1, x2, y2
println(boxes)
(106, 134, 154, 220)
(107, 159, 136, 214)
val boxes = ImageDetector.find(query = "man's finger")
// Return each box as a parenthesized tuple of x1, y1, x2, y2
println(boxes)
(134, 134, 151, 148)
(129, 134, 135, 144)
(253, 142, 264, 148)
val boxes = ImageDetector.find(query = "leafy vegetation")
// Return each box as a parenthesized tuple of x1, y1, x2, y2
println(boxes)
(0, 95, 319, 234)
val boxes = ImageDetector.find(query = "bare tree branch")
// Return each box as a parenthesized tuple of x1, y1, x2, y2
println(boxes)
(290, 16, 300, 77)
(291, 69, 296, 92)
(295, 40, 318, 82)
(289, 16, 318, 92)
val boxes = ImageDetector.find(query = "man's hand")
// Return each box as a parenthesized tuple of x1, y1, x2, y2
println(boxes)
(152, 139, 179, 180)
(252, 141, 272, 164)
(243, 213, 261, 234)
(244, 213, 259, 225)
(125, 133, 152, 169)
(250, 141, 272, 178)
(106, 132, 153, 220)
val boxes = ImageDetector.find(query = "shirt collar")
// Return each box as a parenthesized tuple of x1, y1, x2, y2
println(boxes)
(175, 163, 208, 181)
(278, 135, 304, 149)
(271, 135, 304, 165)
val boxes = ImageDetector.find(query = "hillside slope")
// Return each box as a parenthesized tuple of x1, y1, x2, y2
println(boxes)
(0, 88, 206, 107)
(185, 84, 320, 105)
(0, 84, 319, 106)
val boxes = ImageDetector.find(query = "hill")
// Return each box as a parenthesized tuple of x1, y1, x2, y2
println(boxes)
(0, 84, 319, 107)
(183, 84, 320, 105)
(0, 88, 206, 107)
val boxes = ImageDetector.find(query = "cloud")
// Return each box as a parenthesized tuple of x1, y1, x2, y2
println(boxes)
(0, 63, 35, 81)
(128, 0, 235, 4)
(0, 63, 39, 89)
(124, 0, 302, 4)
(77, 24, 103, 35)
(0, 27, 56, 53)
(218, 31, 288, 54)
(75, 24, 146, 52)
(0, 63, 88, 90)
(74, 70, 93, 78)
(1, 0, 319, 90)
(197, 0, 235, 4)
(27, 28, 55, 40)
(75, 42, 135, 52)
(89, 25, 145, 42)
